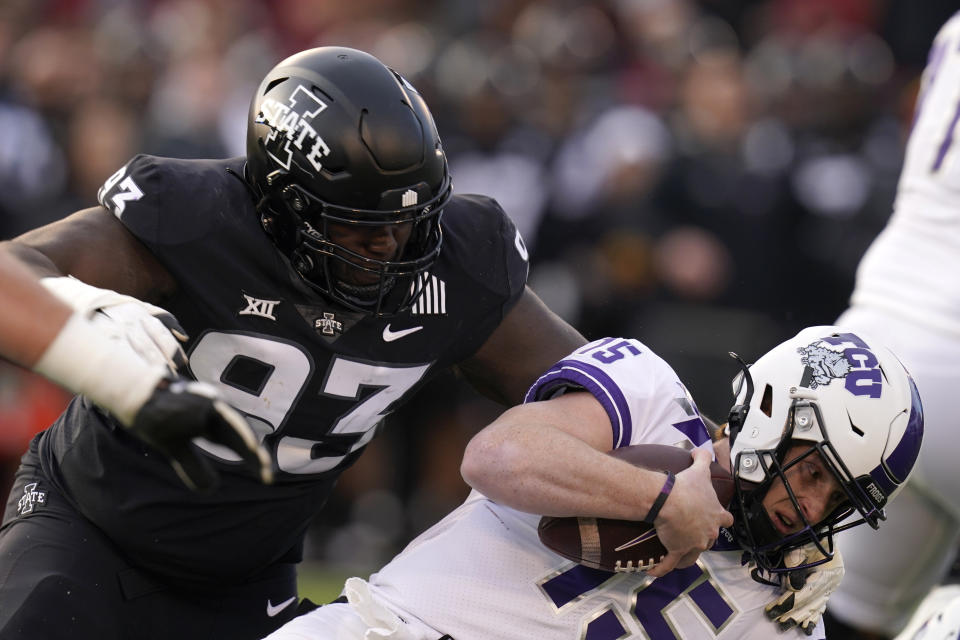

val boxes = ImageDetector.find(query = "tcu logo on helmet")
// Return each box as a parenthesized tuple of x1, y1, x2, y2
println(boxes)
(258, 84, 331, 172)
(798, 332, 883, 399)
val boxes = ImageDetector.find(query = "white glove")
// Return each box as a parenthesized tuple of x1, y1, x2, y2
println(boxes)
(34, 278, 273, 492)
(764, 544, 845, 636)
(40, 276, 187, 373)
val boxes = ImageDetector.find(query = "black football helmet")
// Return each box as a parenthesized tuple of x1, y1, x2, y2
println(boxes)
(246, 47, 452, 316)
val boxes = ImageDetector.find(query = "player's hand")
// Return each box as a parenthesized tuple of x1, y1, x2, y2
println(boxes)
(91, 299, 188, 373)
(764, 543, 844, 636)
(128, 378, 273, 493)
(41, 275, 188, 372)
(648, 448, 734, 578)
(34, 278, 271, 491)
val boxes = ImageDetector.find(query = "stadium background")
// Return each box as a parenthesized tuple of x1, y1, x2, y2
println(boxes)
(0, 0, 955, 602)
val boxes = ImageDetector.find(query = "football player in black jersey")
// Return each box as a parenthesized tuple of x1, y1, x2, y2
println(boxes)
(0, 47, 591, 639)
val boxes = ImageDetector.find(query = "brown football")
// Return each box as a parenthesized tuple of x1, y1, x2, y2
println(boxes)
(537, 443, 734, 573)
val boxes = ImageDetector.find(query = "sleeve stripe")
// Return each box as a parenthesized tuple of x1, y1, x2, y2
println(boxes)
(525, 359, 633, 448)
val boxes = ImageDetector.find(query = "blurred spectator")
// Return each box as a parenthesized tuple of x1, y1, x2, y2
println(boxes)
(66, 97, 139, 204)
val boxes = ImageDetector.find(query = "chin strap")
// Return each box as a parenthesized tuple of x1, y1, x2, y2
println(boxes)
(750, 565, 782, 588)
(228, 164, 301, 256)
(226, 164, 261, 204)
(726, 352, 754, 447)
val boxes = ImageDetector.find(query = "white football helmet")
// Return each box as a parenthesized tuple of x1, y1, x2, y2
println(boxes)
(726, 326, 923, 575)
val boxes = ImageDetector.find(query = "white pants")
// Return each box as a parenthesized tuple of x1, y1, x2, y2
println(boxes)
(829, 307, 960, 636)
(263, 578, 444, 640)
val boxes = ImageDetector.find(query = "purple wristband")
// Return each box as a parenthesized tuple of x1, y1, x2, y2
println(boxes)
(642, 471, 675, 524)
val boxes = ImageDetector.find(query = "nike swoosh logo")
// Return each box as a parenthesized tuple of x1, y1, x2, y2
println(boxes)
(382, 324, 423, 342)
(266, 596, 297, 617)
(614, 528, 659, 552)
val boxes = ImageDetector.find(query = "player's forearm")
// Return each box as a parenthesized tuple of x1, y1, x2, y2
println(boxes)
(0, 248, 180, 423)
(8, 208, 177, 301)
(0, 239, 66, 279)
(461, 409, 668, 521)
(0, 250, 72, 366)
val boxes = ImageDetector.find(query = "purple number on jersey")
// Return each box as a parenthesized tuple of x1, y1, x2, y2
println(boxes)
(541, 564, 733, 639)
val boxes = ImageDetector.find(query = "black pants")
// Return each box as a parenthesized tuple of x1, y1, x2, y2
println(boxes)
(0, 459, 300, 640)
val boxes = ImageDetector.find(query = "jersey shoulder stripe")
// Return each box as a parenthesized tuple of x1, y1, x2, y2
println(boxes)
(529, 359, 634, 448)
(525, 337, 711, 450)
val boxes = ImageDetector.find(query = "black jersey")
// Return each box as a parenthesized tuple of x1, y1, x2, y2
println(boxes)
(36, 155, 528, 587)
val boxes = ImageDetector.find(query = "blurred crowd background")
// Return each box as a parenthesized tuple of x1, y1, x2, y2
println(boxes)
(1, 0, 957, 576)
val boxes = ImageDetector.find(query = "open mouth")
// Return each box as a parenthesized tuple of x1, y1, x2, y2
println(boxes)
(773, 511, 796, 535)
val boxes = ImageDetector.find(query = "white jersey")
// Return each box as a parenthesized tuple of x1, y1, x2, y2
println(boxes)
(828, 13, 960, 636)
(893, 585, 960, 640)
(850, 10, 960, 336)
(358, 338, 821, 640)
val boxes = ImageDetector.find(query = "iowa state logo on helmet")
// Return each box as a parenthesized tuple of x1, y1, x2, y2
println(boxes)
(257, 84, 331, 172)
(797, 332, 883, 398)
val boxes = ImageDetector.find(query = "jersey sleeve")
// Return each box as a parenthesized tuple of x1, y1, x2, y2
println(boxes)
(524, 337, 713, 450)
(441, 194, 529, 311)
(428, 194, 531, 361)
(96, 154, 225, 248)
(897, 12, 960, 207)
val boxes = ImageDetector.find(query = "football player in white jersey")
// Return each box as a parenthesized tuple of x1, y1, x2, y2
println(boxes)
(0, 250, 268, 488)
(893, 586, 960, 640)
(264, 326, 922, 640)
(824, 11, 960, 639)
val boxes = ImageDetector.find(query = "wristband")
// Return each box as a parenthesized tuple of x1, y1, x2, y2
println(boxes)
(642, 471, 675, 524)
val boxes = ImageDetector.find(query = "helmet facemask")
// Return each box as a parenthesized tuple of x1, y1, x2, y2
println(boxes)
(260, 169, 449, 316)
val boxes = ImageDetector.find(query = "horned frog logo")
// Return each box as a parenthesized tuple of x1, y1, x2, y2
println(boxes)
(797, 343, 853, 389)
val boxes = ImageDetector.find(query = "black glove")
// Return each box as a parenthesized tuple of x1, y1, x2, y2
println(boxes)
(130, 379, 273, 493)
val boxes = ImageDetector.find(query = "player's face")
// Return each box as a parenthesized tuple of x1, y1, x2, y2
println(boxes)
(325, 220, 414, 285)
(761, 444, 846, 536)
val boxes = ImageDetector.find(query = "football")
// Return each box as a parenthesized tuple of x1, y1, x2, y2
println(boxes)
(537, 443, 735, 573)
